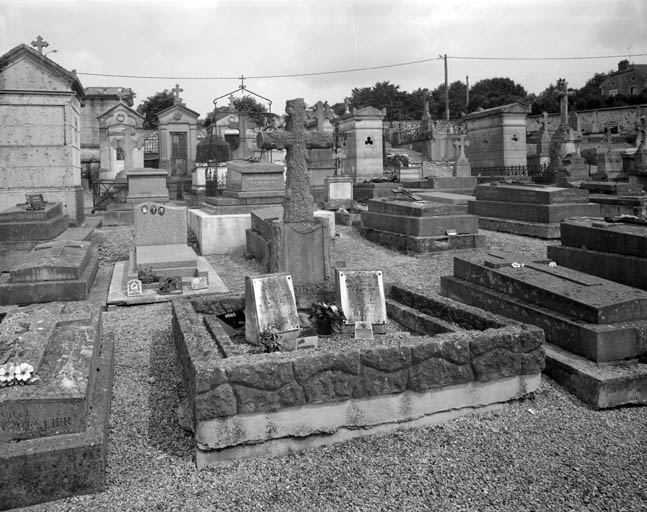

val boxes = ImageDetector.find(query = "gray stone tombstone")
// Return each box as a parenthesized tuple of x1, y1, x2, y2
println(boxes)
(335, 269, 387, 334)
(244, 273, 301, 344)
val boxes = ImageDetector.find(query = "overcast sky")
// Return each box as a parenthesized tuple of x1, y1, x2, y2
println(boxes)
(1, 0, 645, 117)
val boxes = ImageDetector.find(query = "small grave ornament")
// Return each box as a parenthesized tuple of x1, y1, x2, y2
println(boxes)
(25, 193, 46, 210)
(126, 278, 143, 296)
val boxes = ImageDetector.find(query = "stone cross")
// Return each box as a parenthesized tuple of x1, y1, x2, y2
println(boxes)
(228, 94, 236, 112)
(555, 79, 575, 127)
(257, 98, 333, 224)
(111, 129, 143, 171)
(453, 134, 470, 161)
(171, 84, 184, 105)
(542, 111, 550, 132)
(313, 101, 327, 132)
(117, 88, 124, 103)
(31, 35, 49, 54)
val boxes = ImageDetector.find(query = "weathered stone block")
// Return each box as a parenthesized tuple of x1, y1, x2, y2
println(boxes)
(467, 199, 600, 223)
(474, 183, 589, 204)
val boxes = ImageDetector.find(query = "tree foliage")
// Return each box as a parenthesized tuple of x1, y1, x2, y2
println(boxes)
(346, 81, 430, 121)
(530, 81, 561, 115)
(196, 134, 231, 164)
(136, 90, 176, 130)
(232, 95, 268, 126)
(467, 77, 528, 112)
(430, 81, 467, 119)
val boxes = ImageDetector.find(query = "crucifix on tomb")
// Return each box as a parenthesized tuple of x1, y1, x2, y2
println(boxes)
(555, 79, 575, 129)
(111, 128, 143, 171)
(257, 98, 333, 224)
(31, 35, 49, 54)
(171, 83, 184, 105)
(452, 133, 471, 177)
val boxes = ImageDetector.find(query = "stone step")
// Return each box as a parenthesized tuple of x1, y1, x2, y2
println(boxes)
(440, 275, 646, 363)
(467, 199, 600, 223)
(452, 253, 647, 324)
(544, 343, 647, 409)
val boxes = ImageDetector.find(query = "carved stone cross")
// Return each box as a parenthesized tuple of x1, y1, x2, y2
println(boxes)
(542, 111, 550, 132)
(257, 98, 333, 224)
(171, 84, 184, 105)
(555, 79, 575, 127)
(453, 134, 470, 161)
(313, 101, 327, 132)
(111, 128, 143, 171)
(31, 35, 49, 54)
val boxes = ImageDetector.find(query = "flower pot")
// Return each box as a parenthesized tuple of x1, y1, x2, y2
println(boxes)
(315, 316, 333, 336)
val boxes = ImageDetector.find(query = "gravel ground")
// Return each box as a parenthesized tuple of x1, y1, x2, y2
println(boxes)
(21, 224, 647, 512)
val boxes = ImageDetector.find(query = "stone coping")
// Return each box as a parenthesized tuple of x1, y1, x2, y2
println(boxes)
(172, 285, 544, 425)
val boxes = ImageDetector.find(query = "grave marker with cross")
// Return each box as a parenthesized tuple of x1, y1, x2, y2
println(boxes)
(31, 35, 49, 54)
(452, 134, 471, 177)
(257, 98, 333, 223)
(555, 79, 575, 128)
(171, 84, 184, 105)
(111, 128, 144, 171)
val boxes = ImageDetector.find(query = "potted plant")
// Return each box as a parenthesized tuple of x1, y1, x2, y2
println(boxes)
(309, 302, 346, 336)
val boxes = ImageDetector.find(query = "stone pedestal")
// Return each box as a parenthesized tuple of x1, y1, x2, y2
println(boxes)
(222, 161, 285, 205)
(245, 206, 333, 307)
(441, 251, 647, 408)
(0, 202, 68, 242)
(468, 183, 601, 239)
(359, 198, 485, 253)
(0, 302, 113, 509)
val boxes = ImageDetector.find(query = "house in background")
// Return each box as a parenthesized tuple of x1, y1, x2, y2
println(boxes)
(600, 60, 647, 97)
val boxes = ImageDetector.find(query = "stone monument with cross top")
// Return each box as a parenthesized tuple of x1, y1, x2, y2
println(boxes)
(452, 133, 472, 177)
(547, 78, 587, 182)
(250, 98, 336, 306)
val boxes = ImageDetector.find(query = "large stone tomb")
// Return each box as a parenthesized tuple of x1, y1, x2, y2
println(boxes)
(468, 182, 600, 239)
(126, 167, 170, 205)
(244, 273, 301, 344)
(579, 181, 647, 217)
(440, 251, 647, 408)
(359, 198, 485, 253)
(0, 201, 68, 242)
(222, 161, 286, 205)
(0, 302, 114, 509)
(245, 206, 333, 307)
(548, 218, 647, 290)
(171, 285, 543, 467)
(335, 269, 387, 334)
(0, 240, 98, 306)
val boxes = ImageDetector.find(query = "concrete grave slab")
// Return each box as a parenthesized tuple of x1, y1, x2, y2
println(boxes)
(0, 302, 114, 509)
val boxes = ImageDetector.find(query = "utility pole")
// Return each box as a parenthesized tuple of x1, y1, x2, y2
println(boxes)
(440, 54, 449, 121)
(465, 75, 470, 113)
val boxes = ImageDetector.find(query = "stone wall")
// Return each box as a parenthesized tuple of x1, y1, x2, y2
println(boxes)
(527, 104, 647, 136)
(172, 299, 544, 422)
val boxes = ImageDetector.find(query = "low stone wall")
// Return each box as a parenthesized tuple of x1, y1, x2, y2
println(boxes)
(172, 286, 544, 466)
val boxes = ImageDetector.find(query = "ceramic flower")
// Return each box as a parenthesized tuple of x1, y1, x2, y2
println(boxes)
(13, 363, 34, 383)
(0, 364, 15, 385)
(548, 261, 557, 267)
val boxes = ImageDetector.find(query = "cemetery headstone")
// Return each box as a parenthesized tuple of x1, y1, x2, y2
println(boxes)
(244, 273, 300, 344)
(335, 269, 387, 334)
(453, 134, 472, 177)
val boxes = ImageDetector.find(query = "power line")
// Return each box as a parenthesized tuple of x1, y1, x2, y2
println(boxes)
(75, 53, 646, 81)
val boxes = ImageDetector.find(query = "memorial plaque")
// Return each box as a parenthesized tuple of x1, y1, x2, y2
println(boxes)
(191, 276, 209, 290)
(335, 269, 387, 334)
(126, 279, 143, 296)
(134, 202, 187, 247)
(25, 193, 46, 210)
(244, 273, 300, 344)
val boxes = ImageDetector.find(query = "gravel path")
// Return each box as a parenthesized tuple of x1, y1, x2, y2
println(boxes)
(21, 224, 647, 512)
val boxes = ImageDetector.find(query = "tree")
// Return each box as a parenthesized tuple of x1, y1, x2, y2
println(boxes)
(196, 134, 231, 164)
(467, 77, 528, 112)
(573, 72, 610, 110)
(530, 81, 561, 115)
(430, 81, 467, 119)
(232, 95, 268, 126)
(136, 90, 175, 130)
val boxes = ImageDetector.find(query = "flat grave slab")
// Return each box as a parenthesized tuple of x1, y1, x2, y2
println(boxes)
(412, 191, 474, 205)
(474, 183, 589, 204)
(0, 302, 113, 509)
(0, 241, 99, 306)
(467, 200, 601, 224)
(441, 251, 647, 408)
(107, 256, 229, 307)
